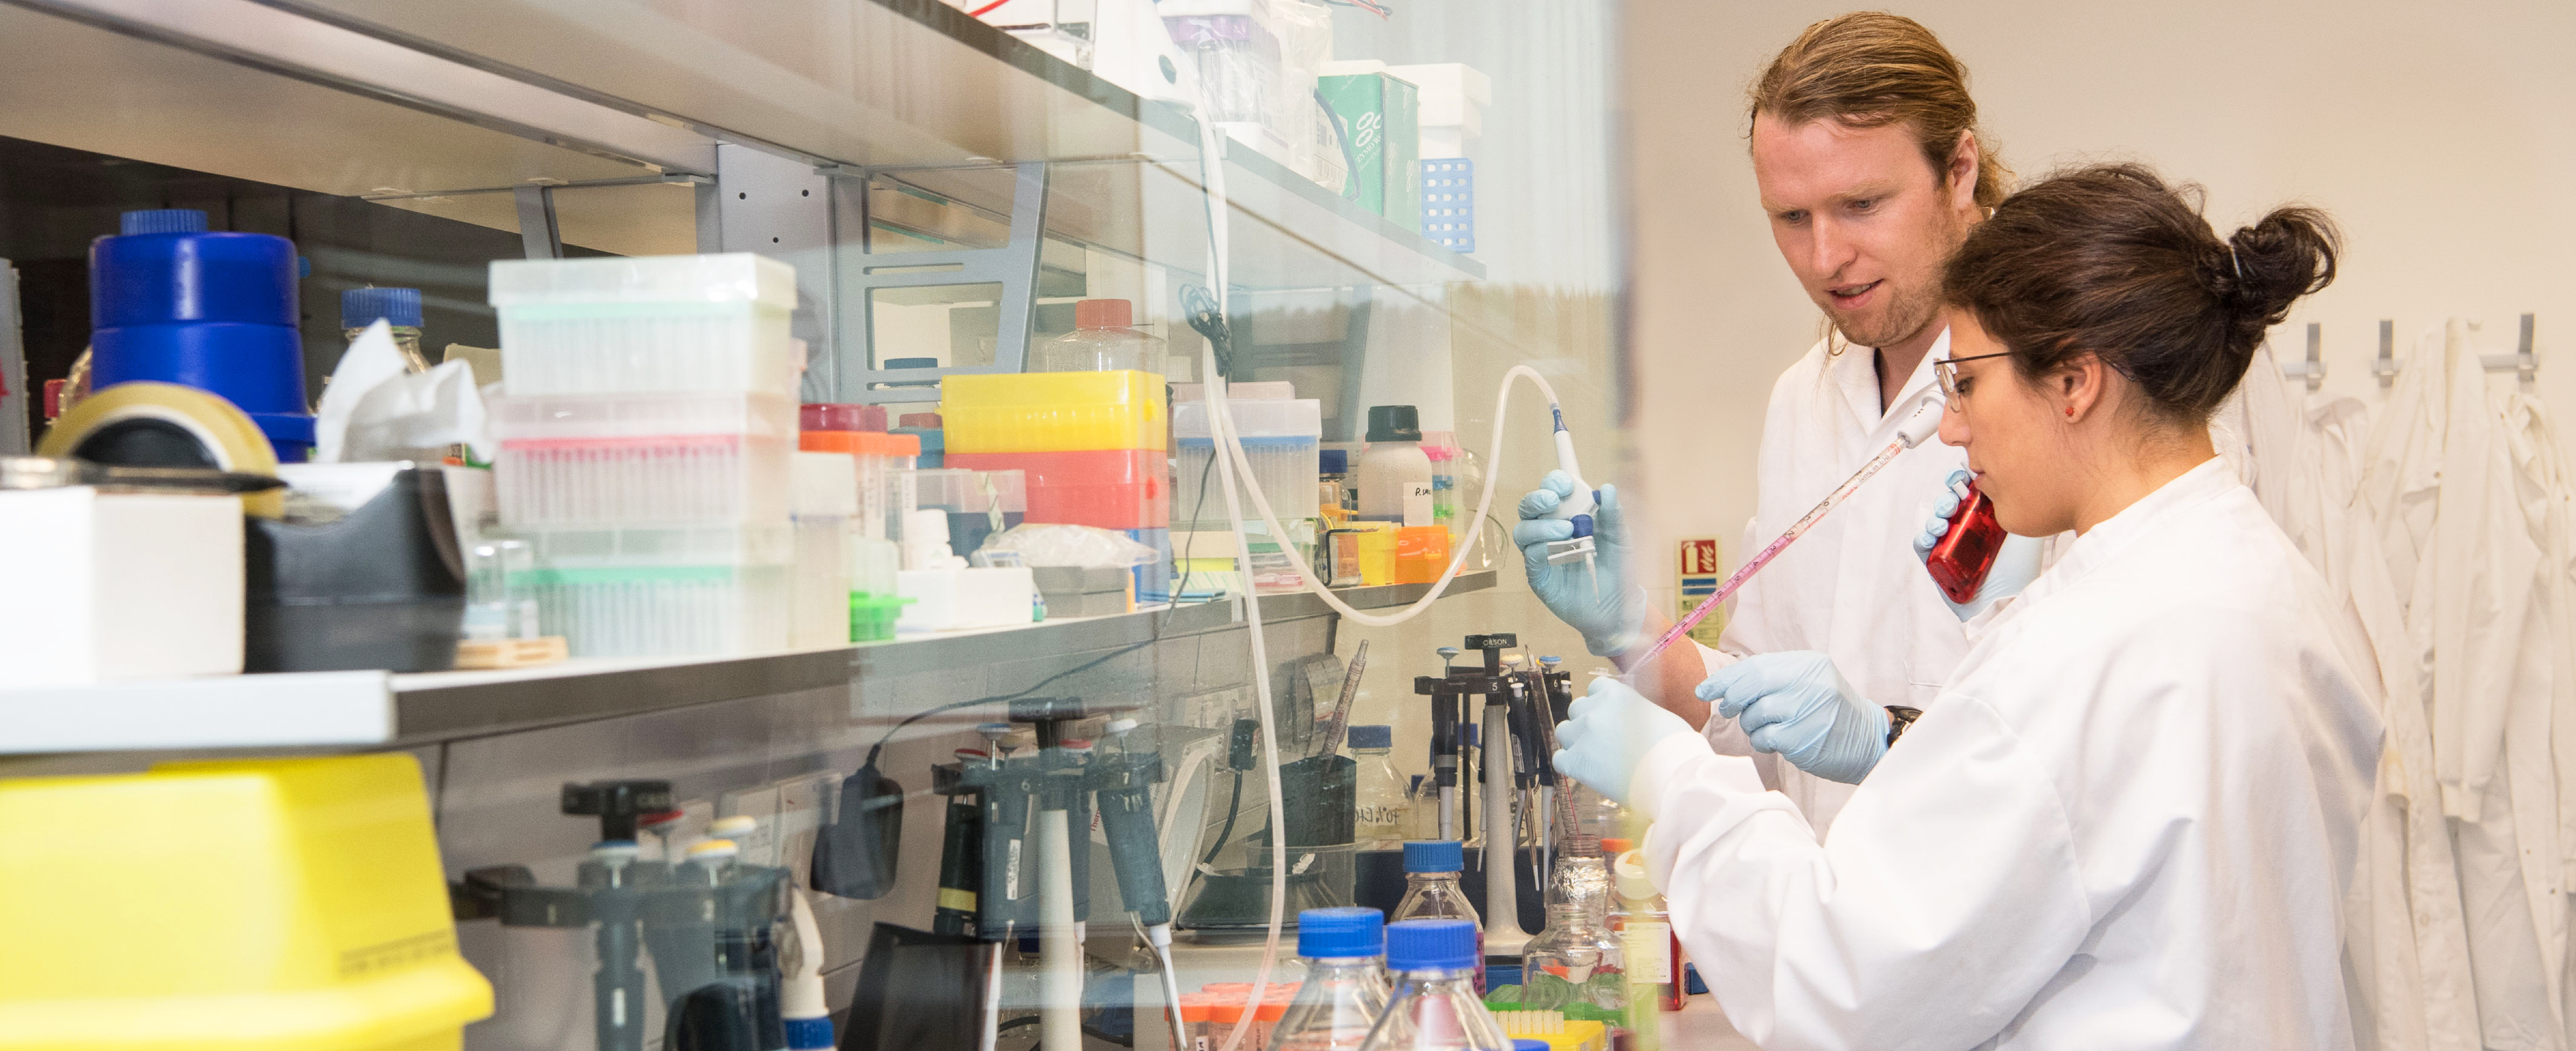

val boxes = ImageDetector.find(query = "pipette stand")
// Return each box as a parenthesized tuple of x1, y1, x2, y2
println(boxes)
(452, 779, 796, 1051)
(1415, 671, 1464, 840)
(1009, 697, 1102, 1051)
(1415, 634, 1534, 954)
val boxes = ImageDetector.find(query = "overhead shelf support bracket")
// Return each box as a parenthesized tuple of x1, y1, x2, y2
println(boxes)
(834, 162, 1050, 405)
(514, 185, 563, 260)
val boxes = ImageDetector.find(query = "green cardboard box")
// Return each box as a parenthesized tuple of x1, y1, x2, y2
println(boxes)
(1318, 70, 1421, 230)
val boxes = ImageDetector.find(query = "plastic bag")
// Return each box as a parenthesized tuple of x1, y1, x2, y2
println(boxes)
(981, 523, 1160, 568)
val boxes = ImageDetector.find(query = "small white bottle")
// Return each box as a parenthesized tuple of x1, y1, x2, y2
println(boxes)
(1356, 405, 1436, 527)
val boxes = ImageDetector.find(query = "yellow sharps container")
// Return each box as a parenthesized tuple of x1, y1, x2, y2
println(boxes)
(0, 753, 492, 1050)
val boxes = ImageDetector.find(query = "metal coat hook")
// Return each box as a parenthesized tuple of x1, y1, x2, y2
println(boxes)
(2281, 322, 2325, 391)
(2373, 319, 2400, 387)
(2479, 313, 2538, 381)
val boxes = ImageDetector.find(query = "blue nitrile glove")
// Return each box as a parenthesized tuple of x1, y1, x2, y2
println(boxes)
(1552, 674, 1699, 808)
(1915, 468, 2045, 621)
(1696, 651, 1886, 785)
(1513, 474, 1643, 656)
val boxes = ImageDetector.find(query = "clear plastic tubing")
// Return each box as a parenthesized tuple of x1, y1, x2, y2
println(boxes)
(1627, 400, 1944, 671)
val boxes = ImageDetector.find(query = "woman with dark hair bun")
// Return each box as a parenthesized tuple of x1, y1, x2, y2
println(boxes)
(1550, 164, 2385, 1048)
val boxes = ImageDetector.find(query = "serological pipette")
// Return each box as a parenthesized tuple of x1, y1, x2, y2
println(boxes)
(1627, 400, 1946, 671)
(1540, 404, 1601, 591)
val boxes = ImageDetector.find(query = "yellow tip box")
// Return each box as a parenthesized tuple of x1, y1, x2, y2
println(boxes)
(0, 754, 492, 1050)
(941, 370, 1168, 453)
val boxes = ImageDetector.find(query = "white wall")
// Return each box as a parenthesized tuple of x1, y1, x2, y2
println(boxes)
(1623, 0, 2576, 593)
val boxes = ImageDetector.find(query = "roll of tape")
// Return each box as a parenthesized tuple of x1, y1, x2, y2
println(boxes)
(38, 381, 283, 517)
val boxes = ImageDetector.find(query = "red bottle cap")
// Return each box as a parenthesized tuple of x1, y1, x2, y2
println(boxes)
(802, 403, 888, 432)
(1073, 298, 1133, 330)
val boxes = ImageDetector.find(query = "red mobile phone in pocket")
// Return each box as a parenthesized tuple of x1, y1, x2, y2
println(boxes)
(1926, 478, 2006, 605)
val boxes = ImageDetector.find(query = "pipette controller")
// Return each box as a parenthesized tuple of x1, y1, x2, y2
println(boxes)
(1540, 405, 1601, 589)
(1627, 400, 1945, 670)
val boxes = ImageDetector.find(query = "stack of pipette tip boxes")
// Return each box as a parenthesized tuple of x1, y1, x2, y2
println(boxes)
(1172, 383, 1322, 593)
(484, 253, 800, 658)
(941, 351, 1173, 603)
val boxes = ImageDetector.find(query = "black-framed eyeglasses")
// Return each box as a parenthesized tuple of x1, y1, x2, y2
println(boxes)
(1934, 351, 2015, 409)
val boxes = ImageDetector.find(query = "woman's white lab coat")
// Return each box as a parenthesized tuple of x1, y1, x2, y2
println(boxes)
(1695, 332, 1974, 832)
(1635, 460, 2383, 1051)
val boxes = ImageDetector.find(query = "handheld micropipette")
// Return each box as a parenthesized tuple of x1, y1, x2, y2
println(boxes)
(1627, 400, 1946, 671)
(1540, 405, 1601, 589)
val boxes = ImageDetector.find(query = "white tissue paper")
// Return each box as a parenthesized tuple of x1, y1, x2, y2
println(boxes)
(313, 319, 495, 464)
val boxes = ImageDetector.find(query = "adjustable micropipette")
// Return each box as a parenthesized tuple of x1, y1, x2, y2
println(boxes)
(1540, 405, 1601, 589)
(1627, 400, 1946, 671)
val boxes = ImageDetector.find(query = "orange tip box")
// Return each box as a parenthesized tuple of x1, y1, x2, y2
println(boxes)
(941, 370, 1168, 454)
(947, 449, 1171, 530)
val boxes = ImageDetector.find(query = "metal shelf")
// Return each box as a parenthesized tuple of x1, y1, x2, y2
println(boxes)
(0, 572, 1494, 757)
(260, 0, 1482, 287)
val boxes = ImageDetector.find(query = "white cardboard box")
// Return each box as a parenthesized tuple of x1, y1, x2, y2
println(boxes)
(897, 566, 1036, 632)
(0, 488, 244, 687)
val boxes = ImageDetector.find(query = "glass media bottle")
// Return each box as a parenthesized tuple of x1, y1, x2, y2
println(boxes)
(1517, 836, 1624, 1013)
(1351, 725, 1408, 851)
(1271, 907, 1393, 1051)
(1355, 919, 1513, 1051)
(1390, 840, 1484, 993)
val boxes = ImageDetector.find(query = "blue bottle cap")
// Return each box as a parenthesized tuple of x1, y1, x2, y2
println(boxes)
(1348, 725, 1392, 750)
(1319, 448, 1349, 474)
(1297, 907, 1384, 958)
(1515, 1042, 1549, 1051)
(784, 1017, 835, 1049)
(341, 286, 423, 329)
(1403, 840, 1462, 874)
(1384, 918, 1478, 971)
(118, 209, 207, 235)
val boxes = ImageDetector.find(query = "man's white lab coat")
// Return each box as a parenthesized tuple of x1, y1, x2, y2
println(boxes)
(1635, 460, 2383, 1051)
(1695, 332, 1973, 831)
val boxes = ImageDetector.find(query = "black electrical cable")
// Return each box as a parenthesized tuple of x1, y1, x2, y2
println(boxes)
(863, 634, 1157, 768)
(1198, 770, 1245, 868)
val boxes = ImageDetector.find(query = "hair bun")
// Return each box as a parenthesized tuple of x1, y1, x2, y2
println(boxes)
(2220, 207, 2340, 343)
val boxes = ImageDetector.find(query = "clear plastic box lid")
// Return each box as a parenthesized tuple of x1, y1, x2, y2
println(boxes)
(1174, 398, 1323, 440)
(488, 253, 796, 309)
(496, 523, 794, 566)
(490, 391, 799, 441)
(903, 467, 1027, 513)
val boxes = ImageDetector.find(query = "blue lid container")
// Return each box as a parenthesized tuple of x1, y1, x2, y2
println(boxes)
(1349, 725, 1393, 750)
(89, 211, 313, 459)
(1297, 907, 1385, 958)
(1319, 448, 1348, 474)
(341, 287, 423, 330)
(1403, 840, 1462, 874)
(119, 209, 209, 235)
(1385, 918, 1477, 971)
